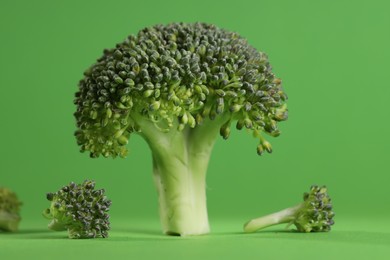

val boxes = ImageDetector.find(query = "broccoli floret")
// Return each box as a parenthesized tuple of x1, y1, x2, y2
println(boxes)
(43, 180, 111, 239)
(74, 23, 288, 236)
(0, 187, 22, 232)
(244, 185, 335, 233)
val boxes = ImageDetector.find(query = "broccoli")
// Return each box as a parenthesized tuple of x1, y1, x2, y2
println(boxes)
(43, 180, 111, 239)
(0, 187, 22, 232)
(244, 185, 335, 233)
(74, 23, 288, 236)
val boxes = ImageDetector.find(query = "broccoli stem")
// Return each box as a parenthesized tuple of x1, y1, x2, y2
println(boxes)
(137, 114, 229, 236)
(151, 150, 210, 236)
(243, 204, 303, 233)
(43, 208, 68, 231)
(47, 219, 67, 231)
(0, 211, 20, 232)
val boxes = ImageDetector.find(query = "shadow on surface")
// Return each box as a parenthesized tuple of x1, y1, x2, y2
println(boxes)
(90, 229, 390, 245)
(4, 227, 390, 245)
(8, 229, 50, 235)
(105, 227, 193, 242)
(235, 230, 390, 246)
(0, 229, 68, 239)
(114, 227, 162, 237)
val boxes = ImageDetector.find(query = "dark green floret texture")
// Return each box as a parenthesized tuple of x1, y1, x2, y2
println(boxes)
(295, 185, 335, 232)
(43, 180, 111, 239)
(74, 22, 288, 158)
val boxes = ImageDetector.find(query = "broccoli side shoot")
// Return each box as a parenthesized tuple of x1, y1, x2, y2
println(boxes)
(0, 187, 22, 232)
(74, 23, 288, 236)
(43, 180, 111, 239)
(244, 185, 335, 233)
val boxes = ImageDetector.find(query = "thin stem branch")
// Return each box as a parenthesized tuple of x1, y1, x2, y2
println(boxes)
(244, 204, 303, 233)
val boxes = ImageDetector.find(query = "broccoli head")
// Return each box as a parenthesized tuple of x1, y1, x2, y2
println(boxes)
(0, 187, 22, 232)
(244, 185, 335, 233)
(43, 180, 111, 239)
(74, 23, 288, 236)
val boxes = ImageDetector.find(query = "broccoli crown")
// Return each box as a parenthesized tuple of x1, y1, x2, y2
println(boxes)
(74, 22, 288, 158)
(43, 180, 111, 238)
(294, 185, 335, 232)
(0, 187, 22, 214)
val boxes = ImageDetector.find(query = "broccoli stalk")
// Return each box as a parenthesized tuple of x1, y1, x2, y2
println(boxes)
(139, 114, 229, 235)
(244, 185, 335, 233)
(74, 23, 288, 236)
(0, 211, 20, 232)
(0, 187, 22, 232)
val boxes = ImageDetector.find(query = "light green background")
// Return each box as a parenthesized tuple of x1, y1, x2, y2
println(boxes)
(1, 0, 389, 258)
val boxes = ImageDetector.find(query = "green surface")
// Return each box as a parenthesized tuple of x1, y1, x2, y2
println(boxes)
(1, 0, 390, 258)
(2, 217, 390, 259)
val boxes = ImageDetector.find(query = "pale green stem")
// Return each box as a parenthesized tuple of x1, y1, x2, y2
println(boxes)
(244, 204, 303, 233)
(47, 219, 67, 231)
(0, 211, 21, 232)
(42, 208, 68, 231)
(136, 114, 229, 236)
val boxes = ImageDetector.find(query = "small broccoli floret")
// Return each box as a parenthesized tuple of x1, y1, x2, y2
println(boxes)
(43, 180, 111, 239)
(0, 187, 22, 232)
(244, 185, 335, 233)
(74, 23, 288, 236)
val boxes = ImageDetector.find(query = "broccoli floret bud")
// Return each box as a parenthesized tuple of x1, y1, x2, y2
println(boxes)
(294, 185, 335, 232)
(0, 187, 22, 232)
(244, 185, 335, 233)
(74, 22, 287, 158)
(43, 180, 111, 239)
